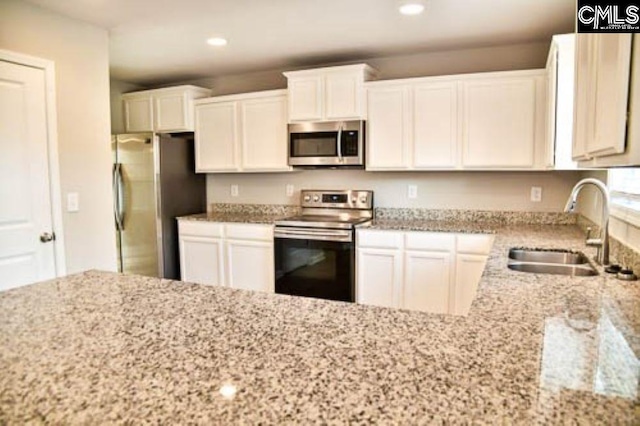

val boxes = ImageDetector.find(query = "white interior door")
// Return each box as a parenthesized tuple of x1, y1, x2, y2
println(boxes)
(0, 60, 57, 290)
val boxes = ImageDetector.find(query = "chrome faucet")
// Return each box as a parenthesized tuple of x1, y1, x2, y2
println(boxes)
(564, 178, 610, 265)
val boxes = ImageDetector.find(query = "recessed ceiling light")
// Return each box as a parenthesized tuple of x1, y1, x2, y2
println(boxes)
(207, 37, 228, 47)
(399, 3, 425, 15)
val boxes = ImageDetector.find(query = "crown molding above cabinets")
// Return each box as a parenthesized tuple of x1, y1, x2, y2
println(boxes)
(365, 70, 548, 171)
(122, 85, 211, 133)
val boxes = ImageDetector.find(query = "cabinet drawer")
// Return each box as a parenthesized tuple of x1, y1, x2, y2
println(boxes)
(178, 221, 224, 238)
(457, 234, 494, 255)
(405, 232, 455, 251)
(357, 230, 403, 249)
(225, 223, 273, 241)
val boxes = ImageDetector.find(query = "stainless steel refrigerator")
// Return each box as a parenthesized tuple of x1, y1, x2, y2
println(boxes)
(111, 133, 206, 279)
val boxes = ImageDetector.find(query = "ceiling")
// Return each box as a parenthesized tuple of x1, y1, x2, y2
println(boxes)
(24, 0, 576, 86)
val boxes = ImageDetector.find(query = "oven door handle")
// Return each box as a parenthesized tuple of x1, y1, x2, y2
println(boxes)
(274, 228, 352, 242)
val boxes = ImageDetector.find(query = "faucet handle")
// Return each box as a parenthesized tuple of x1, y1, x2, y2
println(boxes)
(586, 227, 592, 240)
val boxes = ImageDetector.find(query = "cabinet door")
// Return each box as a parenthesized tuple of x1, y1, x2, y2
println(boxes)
(288, 76, 323, 121)
(226, 240, 274, 293)
(572, 34, 595, 161)
(461, 77, 537, 168)
(454, 254, 487, 316)
(194, 101, 239, 172)
(403, 251, 451, 314)
(356, 248, 402, 308)
(413, 82, 458, 168)
(588, 34, 632, 157)
(179, 236, 225, 286)
(240, 95, 289, 171)
(124, 95, 154, 132)
(325, 72, 362, 120)
(155, 92, 189, 132)
(366, 85, 410, 170)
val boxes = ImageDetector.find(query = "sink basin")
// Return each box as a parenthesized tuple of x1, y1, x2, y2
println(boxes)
(508, 248, 589, 265)
(507, 247, 598, 277)
(508, 262, 598, 276)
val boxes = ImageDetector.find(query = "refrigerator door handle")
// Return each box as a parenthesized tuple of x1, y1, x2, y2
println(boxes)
(114, 163, 126, 231)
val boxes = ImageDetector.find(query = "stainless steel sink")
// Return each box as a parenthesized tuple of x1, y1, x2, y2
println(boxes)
(507, 248, 598, 277)
(508, 248, 589, 265)
(508, 262, 598, 276)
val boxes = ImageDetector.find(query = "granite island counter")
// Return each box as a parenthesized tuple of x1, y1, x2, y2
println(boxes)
(0, 224, 638, 423)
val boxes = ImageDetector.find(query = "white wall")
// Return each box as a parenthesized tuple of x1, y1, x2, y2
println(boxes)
(207, 170, 581, 212)
(0, 0, 117, 273)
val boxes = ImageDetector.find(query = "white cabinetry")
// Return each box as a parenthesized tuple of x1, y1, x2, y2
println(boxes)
(546, 34, 577, 170)
(366, 70, 546, 170)
(178, 220, 274, 293)
(356, 229, 493, 315)
(178, 221, 225, 286)
(194, 90, 290, 173)
(122, 85, 211, 133)
(573, 34, 635, 166)
(356, 248, 402, 308)
(284, 64, 376, 122)
(460, 72, 545, 168)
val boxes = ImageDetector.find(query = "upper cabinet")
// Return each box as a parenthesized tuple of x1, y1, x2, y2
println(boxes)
(366, 70, 547, 171)
(572, 34, 635, 166)
(546, 34, 577, 170)
(122, 85, 211, 133)
(283, 64, 376, 122)
(194, 90, 291, 173)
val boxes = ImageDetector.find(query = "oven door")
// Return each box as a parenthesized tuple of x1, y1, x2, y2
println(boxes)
(274, 228, 355, 302)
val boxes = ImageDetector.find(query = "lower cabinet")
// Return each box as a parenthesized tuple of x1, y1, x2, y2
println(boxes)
(356, 229, 493, 315)
(356, 248, 402, 308)
(178, 220, 274, 293)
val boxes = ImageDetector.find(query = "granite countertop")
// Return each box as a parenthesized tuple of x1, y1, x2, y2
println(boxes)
(177, 212, 286, 225)
(362, 218, 498, 234)
(1, 224, 639, 423)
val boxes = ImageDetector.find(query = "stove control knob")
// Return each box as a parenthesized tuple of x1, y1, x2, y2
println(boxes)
(313, 195, 320, 202)
(351, 197, 357, 203)
(303, 195, 311, 202)
(359, 195, 368, 203)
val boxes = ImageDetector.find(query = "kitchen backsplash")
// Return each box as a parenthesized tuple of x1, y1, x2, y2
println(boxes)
(206, 170, 583, 212)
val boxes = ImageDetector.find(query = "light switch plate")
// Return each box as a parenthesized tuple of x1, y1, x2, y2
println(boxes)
(286, 184, 294, 197)
(67, 192, 79, 212)
(407, 185, 418, 199)
(231, 185, 239, 197)
(530, 186, 542, 202)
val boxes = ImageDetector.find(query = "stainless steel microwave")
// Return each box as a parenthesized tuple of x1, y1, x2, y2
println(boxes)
(288, 120, 365, 167)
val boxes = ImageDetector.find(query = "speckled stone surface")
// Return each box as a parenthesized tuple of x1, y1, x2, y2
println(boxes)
(1, 225, 638, 423)
(178, 203, 301, 225)
(178, 211, 286, 225)
(375, 208, 577, 225)
(362, 218, 498, 234)
(209, 203, 300, 216)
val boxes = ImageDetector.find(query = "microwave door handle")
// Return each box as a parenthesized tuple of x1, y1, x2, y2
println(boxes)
(336, 122, 343, 162)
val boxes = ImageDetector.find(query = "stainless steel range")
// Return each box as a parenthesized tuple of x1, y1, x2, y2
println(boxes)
(274, 190, 373, 302)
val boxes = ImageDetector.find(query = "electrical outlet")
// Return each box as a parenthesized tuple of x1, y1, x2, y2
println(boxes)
(407, 185, 418, 199)
(530, 186, 542, 202)
(231, 185, 239, 197)
(286, 184, 294, 197)
(67, 192, 79, 212)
